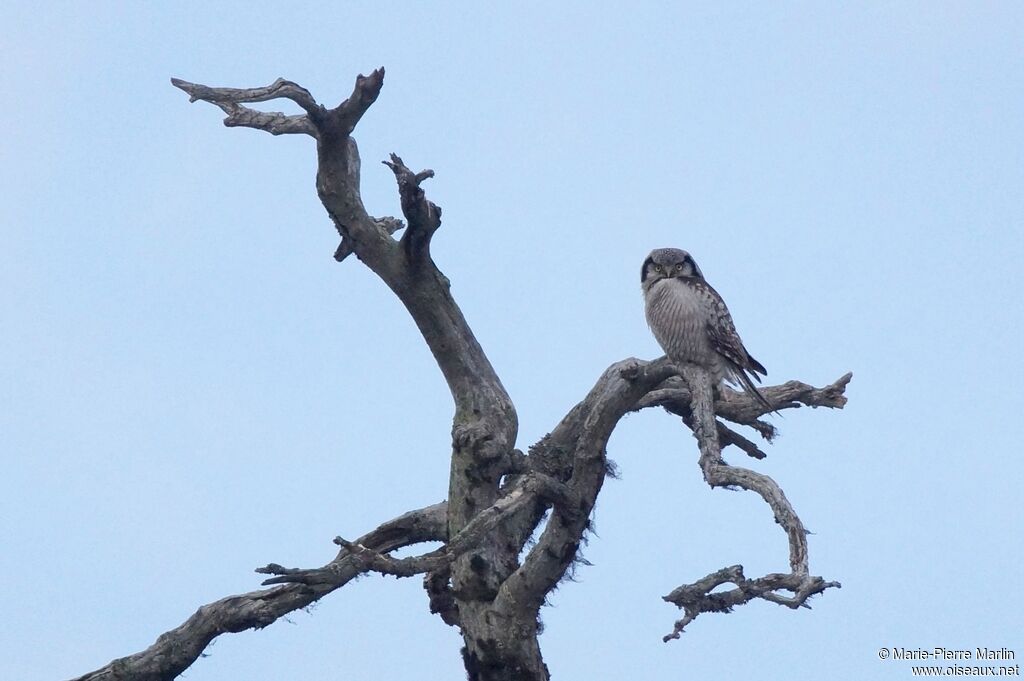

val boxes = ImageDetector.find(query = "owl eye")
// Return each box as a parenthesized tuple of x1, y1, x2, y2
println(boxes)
(674, 263, 683, 272)
(654, 264, 664, 273)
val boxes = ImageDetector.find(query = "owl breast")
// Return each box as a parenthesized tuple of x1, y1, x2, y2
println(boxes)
(644, 279, 725, 381)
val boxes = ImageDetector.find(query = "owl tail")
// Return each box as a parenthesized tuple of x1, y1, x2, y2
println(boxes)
(732, 366, 778, 415)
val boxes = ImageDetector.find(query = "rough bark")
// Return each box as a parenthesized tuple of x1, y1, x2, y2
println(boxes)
(70, 503, 447, 681)
(67, 71, 849, 681)
(661, 366, 841, 641)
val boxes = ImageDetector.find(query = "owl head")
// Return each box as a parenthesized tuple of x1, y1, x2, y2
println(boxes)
(641, 248, 704, 290)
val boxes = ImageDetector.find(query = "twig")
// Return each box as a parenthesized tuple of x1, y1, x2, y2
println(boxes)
(662, 566, 840, 641)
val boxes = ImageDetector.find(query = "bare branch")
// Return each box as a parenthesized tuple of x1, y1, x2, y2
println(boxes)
(222, 108, 315, 136)
(72, 503, 446, 681)
(634, 371, 852, 425)
(172, 70, 530, 673)
(170, 77, 320, 136)
(383, 153, 442, 260)
(448, 473, 578, 558)
(264, 472, 574, 591)
(658, 365, 840, 639)
(259, 502, 447, 587)
(424, 565, 461, 627)
(648, 392, 770, 459)
(170, 69, 387, 140)
(333, 538, 448, 578)
(504, 357, 844, 641)
(334, 216, 405, 262)
(332, 68, 386, 134)
(715, 420, 769, 459)
(171, 77, 319, 112)
(169, 69, 389, 253)
(662, 567, 840, 642)
(498, 358, 678, 614)
(719, 371, 852, 423)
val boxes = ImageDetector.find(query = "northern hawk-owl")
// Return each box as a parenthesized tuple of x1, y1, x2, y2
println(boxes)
(642, 248, 773, 410)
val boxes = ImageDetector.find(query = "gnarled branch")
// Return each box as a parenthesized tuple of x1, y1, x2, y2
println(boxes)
(497, 358, 679, 615)
(658, 364, 842, 640)
(173, 70, 531, 678)
(637, 372, 852, 426)
(383, 153, 441, 261)
(171, 77, 320, 136)
(661, 566, 838, 641)
(71, 502, 447, 681)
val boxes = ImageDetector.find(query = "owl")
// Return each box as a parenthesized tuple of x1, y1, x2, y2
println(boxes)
(642, 248, 774, 411)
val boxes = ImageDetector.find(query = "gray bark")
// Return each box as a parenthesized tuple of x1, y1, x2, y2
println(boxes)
(69, 70, 849, 681)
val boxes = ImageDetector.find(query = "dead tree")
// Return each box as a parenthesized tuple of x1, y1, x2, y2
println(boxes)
(71, 69, 849, 681)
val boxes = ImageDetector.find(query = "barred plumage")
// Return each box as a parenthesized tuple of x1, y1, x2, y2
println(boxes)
(641, 248, 773, 412)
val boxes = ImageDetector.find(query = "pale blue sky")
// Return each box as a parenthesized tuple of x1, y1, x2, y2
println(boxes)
(2, 3, 1021, 680)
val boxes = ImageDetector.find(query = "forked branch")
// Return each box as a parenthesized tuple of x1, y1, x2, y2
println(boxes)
(659, 365, 842, 641)
(71, 503, 447, 681)
(383, 153, 441, 260)
(636, 372, 852, 426)
(170, 77, 320, 136)
(662, 566, 837, 641)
